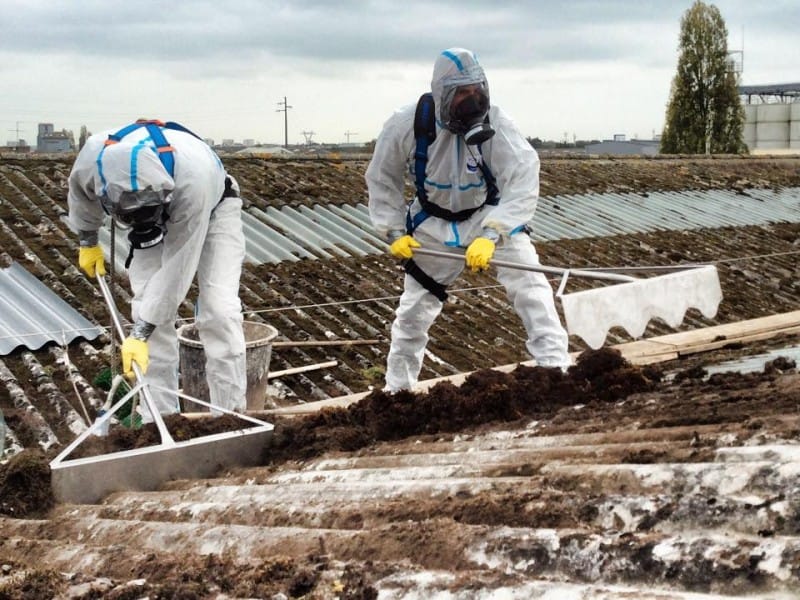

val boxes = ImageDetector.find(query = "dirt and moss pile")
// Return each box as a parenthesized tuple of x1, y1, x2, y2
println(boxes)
(0, 348, 652, 519)
(269, 347, 659, 461)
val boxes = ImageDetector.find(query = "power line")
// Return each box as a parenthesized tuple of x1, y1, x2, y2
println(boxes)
(2, 248, 798, 344)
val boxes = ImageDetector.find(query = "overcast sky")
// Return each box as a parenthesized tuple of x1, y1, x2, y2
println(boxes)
(1, 0, 796, 147)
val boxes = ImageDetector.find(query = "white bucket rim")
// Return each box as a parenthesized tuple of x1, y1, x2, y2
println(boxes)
(177, 321, 279, 349)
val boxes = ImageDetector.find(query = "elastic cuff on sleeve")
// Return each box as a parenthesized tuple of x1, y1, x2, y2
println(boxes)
(481, 227, 501, 243)
(130, 319, 156, 341)
(79, 230, 99, 247)
(387, 229, 406, 243)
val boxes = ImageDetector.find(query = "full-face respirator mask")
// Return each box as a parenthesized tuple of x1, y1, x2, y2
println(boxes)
(100, 187, 171, 256)
(449, 84, 494, 145)
(439, 64, 495, 145)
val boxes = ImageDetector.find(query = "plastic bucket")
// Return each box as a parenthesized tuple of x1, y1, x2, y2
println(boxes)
(177, 321, 279, 412)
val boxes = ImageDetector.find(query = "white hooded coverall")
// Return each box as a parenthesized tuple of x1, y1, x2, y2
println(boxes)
(366, 48, 570, 392)
(67, 125, 247, 418)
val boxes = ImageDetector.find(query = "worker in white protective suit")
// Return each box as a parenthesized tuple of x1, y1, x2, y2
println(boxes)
(366, 48, 571, 392)
(67, 119, 246, 420)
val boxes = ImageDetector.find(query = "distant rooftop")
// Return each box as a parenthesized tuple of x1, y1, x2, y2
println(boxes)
(739, 83, 800, 101)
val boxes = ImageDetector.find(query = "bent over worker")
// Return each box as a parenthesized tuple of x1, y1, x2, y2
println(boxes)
(67, 119, 246, 419)
(366, 48, 570, 392)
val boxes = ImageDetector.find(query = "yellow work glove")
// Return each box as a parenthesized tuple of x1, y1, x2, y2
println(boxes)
(121, 337, 149, 378)
(78, 246, 106, 278)
(465, 237, 496, 272)
(389, 234, 421, 259)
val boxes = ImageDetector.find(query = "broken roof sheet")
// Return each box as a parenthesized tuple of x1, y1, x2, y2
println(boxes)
(0, 262, 102, 355)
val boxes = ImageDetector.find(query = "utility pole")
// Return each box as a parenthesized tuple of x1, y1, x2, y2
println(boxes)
(276, 97, 292, 148)
(8, 121, 23, 142)
(344, 130, 358, 144)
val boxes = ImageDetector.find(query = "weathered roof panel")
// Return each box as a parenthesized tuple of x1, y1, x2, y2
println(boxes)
(229, 189, 800, 262)
(530, 187, 800, 241)
(2, 155, 800, 597)
(0, 154, 799, 447)
(0, 262, 103, 355)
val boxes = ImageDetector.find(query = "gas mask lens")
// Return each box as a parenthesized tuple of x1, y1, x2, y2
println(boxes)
(449, 83, 494, 145)
(102, 188, 168, 226)
(118, 204, 163, 227)
(451, 84, 489, 122)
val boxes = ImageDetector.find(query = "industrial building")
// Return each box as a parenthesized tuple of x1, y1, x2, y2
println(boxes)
(36, 123, 75, 153)
(3, 139, 31, 152)
(739, 83, 800, 153)
(584, 135, 660, 156)
(586, 83, 800, 157)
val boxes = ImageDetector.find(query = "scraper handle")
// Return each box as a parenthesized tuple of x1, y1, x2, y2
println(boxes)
(96, 274, 127, 342)
(96, 274, 148, 385)
(95, 274, 173, 443)
(413, 247, 637, 283)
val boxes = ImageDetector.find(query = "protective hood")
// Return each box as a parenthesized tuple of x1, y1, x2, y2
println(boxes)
(94, 139, 175, 205)
(431, 48, 491, 139)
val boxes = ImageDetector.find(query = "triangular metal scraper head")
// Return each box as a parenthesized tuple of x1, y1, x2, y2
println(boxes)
(50, 274, 273, 504)
(49, 386, 273, 504)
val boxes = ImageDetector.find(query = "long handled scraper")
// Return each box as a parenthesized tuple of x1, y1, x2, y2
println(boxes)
(414, 247, 722, 350)
(50, 275, 273, 504)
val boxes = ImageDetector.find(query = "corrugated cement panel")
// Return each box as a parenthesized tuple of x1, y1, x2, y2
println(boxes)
(89, 188, 800, 266)
(0, 262, 103, 355)
(530, 187, 800, 241)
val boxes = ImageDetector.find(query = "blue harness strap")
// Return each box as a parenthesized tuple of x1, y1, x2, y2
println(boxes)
(411, 94, 499, 230)
(413, 93, 437, 208)
(105, 119, 203, 178)
(404, 94, 501, 302)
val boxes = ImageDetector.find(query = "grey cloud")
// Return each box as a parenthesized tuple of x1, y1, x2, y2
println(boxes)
(0, 0, 795, 75)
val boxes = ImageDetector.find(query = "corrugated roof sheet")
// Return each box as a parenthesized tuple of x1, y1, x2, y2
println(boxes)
(0, 262, 103, 355)
(229, 187, 800, 264)
(0, 155, 799, 454)
(532, 187, 800, 240)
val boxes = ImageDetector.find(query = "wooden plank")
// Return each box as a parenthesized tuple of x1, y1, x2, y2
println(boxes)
(268, 360, 338, 379)
(677, 325, 800, 356)
(613, 340, 681, 360)
(272, 339, 380, 348)
(646, 311, 800, 348)
(625, 351, 681, 365)
(268, 391, 371, 416)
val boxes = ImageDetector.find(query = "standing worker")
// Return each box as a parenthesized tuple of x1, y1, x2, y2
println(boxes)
(366, 48, 571, 392)
(67, 119, 246, 420)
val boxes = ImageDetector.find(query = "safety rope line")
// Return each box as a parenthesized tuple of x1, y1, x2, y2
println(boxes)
(60, 332, 92, 426)
(243, 283, 503, 316)
(711, 250, 800, 263)
(41, 244, 800, 430)
(0, 282, 502, 343)
(0, 249, 799, 345)
(110, 222, 118, 377)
